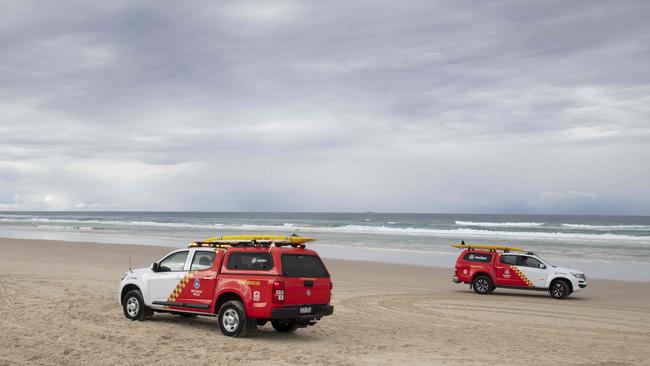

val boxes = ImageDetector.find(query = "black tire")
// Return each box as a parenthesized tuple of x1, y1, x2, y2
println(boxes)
(217, 300, 256, 337)
(123, 289, 150, 321)
(550, 279, 571, 299)
(271, 321, 298, 333)
(472, 275, 493, 295)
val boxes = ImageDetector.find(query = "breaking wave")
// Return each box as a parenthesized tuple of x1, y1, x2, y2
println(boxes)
(562, 223, 650, 230)
(2, 217, 650, 243)
(455, 221, 544, 228)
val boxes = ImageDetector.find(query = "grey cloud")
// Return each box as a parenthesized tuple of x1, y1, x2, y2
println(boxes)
(0, 0, 649, 213)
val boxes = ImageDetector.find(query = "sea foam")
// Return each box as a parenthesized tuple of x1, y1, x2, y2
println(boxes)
(455, 221, 544, 228)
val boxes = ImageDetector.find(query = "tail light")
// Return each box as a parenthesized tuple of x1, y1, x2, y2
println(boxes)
(272, 281, 285, 304)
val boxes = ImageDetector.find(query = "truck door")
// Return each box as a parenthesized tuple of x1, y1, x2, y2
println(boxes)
(514, 256, 548, 288)
(495, 254, 522, 287)
(175, 250, 218, 312)
(148, 250, 190, 305)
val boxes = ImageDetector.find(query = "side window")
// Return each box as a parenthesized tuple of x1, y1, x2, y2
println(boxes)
(227, 252, 274, 270)
(463, 252, 492, 263)
(518, 256, 543, 268)
(159, 251, 188, 272)
(500, 255, 517, 265)
(191, 251, 215, 271)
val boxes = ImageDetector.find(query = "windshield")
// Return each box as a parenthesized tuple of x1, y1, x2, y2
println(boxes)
(535, 255, 554, 267)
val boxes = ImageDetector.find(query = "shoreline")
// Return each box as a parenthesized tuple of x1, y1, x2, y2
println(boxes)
(2, 231, 649, 282)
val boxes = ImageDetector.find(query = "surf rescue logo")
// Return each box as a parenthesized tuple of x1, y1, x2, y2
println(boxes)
(191, 278, 203, 296)
(503, 269, 512, 278)
(253, 291, 260, 302)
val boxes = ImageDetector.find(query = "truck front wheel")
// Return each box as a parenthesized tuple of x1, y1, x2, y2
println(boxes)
(472, 275, 493, 295)
(272, 321, 298, 333)
(550, 279, 571, 299)
(123, 289, 151, 321)
(218, 300, 256, 337)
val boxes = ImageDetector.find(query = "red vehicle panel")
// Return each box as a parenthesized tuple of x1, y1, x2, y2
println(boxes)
(453, 249, 530, 288)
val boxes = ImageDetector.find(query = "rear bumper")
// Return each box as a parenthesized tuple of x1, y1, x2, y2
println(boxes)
(270, 304, 334, 321)
(452, 276, 461, 284)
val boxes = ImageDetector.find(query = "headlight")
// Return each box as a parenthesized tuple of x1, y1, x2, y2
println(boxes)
(571, 272, 585, 280)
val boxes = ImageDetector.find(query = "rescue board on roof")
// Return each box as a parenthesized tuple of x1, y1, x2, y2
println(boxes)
(451, 243, 527, 252)
(199, 235, 316, 244)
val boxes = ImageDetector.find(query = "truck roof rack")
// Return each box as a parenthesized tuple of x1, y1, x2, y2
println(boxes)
(188, 234, 316, 249)
(451, 241, 527, 253)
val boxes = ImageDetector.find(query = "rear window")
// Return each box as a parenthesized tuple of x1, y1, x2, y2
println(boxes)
(281, 254, 329, 278)
(227, 252, 274, 270)
(463, 252, 492, 263)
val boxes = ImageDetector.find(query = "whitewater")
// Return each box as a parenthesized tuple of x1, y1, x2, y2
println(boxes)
(1, 211, 650, 280)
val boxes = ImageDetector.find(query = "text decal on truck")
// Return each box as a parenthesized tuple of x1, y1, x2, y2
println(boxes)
(463, 253, 491, 263)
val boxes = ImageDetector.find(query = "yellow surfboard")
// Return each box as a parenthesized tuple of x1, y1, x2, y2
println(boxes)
(451, 243, 526, 252)
(200, 234, 316, 244)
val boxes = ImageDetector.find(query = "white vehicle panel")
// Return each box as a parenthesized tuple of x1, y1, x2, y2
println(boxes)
(517, 265, 548, 288)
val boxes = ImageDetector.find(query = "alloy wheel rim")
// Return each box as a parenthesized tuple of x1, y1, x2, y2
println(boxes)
(126, 297, 139, 317)
(553, 283, 565, 297)
(477, 279, 489, 293)
(222, 309, 240, 332)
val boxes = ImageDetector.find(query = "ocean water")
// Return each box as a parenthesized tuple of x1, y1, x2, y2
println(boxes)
(1, 211, 649, 280)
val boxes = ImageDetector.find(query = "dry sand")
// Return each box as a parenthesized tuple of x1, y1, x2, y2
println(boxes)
(1, 238, 649, 366)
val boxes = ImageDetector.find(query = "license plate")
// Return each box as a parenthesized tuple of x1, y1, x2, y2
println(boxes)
(299, 307, 312, 314)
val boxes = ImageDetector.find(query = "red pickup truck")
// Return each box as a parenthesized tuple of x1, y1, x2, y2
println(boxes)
(119, 236, 334, 337)
(452, 244, 587, 299)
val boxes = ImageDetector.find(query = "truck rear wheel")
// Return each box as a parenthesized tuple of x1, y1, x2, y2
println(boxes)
(272, 321, 298, 333)
(472, 275, 493, 295)
(123, 289, 151, 321)
(217, 300, 256, 337)
(550, 279, 570, 299)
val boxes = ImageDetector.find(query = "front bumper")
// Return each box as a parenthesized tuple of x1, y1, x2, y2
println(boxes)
(270, 304, 334, 321)
(574, 277, 587, 291)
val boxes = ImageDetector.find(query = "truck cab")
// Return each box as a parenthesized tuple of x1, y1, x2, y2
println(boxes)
(452, 246, 587, 299)
(119, 236, 334, 337)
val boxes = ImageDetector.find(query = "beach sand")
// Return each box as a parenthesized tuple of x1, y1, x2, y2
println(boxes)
(1, 238, 649, 365)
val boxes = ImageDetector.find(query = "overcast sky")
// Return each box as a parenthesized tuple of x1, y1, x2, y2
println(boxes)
(0, 1, 649, 214)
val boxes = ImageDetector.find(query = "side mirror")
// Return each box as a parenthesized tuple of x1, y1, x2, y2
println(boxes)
(151, 262, 159, 272)
(539, 263, 546, 269)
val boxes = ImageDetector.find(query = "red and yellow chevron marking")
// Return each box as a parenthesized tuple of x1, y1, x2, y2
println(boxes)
(509, 265, 534, 287)
(167, 271, 197, 303)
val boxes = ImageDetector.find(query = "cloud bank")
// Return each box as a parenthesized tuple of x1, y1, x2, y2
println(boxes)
(1, 0, 649, 214)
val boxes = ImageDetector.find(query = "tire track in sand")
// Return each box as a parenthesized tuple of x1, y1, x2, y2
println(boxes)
(0, 277, 19, 310)
(341, 292, 650, 334)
